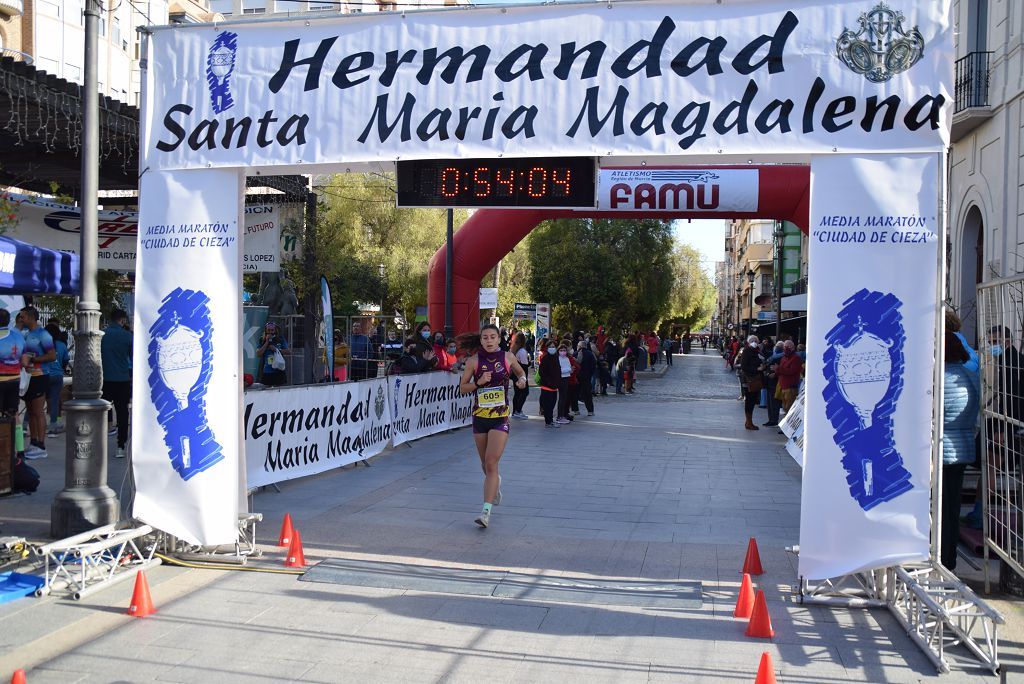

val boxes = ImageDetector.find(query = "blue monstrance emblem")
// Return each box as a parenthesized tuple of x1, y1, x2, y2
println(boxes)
(207, 31, 238, 114)
(147, 288, 222, 481)
(822, 289, 912, 510)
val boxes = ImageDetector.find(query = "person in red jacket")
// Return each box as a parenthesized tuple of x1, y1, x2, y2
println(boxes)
(776, 340, 804, 412)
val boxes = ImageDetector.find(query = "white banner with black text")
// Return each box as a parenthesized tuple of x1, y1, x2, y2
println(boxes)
(244, 378, 392, 488)
(131, 169, 245, 546)
(3, 193, 287, 272)
(390, 371, 474, 447)
(799, 153, 939, 580)
(144, 0, 951, 171)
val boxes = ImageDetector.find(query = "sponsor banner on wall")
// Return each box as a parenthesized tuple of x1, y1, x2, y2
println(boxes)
(244, 378, 392, 488)
(799, 153, 939, 580)
(144, 0, 952, 171)
(390, 371, 473, 446)
(598, 168, 758, 212)
(513, 303, 536, 321)
(3, 193, 287, 272)
(131, 169, 244, 546)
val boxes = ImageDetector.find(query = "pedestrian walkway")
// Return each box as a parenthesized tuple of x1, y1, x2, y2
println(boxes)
(1, 350, 1021, 682)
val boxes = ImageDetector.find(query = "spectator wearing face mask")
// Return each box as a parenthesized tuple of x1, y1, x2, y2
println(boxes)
(435, 337, 460, 372)
(556, 342, 574, 424)
(538, 340, 561, 427)
(414, 322, 433, 349)
(510, 332, 530, 419)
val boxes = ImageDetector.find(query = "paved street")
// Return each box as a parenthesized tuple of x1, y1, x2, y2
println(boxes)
(1, 350, 1022, 682)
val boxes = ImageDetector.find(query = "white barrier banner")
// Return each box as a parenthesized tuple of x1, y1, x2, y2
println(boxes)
(799, 153, 939, 580)
(244, 378, 392, 488)
(3, 193, 286, 272)
(144, 0, 951, 170)
(131, 169, 244, 546)
(598, 168, 758, 212)
(390, 371, 473, 446)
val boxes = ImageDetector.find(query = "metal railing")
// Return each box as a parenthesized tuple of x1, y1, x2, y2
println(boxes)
(976, 276, 1024, 591)
(955, 51, 992, 113)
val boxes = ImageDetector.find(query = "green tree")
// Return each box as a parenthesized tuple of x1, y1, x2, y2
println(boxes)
(662, 242, 717, 334)
(315, 174, 468, 325)
(527, 217, 674, 332)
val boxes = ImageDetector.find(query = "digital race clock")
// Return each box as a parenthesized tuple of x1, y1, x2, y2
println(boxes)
(396, 157, 596, 209)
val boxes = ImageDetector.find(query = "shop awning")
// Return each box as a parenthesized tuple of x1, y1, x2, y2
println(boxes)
(0, 235, 79, 295)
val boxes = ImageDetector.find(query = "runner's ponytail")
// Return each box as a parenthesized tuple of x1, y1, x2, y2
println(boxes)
(456, 324, 500, 354)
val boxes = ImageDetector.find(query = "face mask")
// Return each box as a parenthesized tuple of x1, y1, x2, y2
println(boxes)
(750, 342, 758, 348)
(547, 346, 556, 354)
(991, 344, 1004, 357)
(447, 347, 456, 354)
(559, 350, 568, 357)
(421, 331, 431, 339)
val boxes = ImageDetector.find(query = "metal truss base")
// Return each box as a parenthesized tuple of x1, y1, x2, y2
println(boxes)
(32, 523, 160, 600)
(160, 513, 263, 564)
(789, 547, 1004, 675)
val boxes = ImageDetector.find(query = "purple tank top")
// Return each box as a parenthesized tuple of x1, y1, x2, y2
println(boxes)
(473, 348, 509, 417)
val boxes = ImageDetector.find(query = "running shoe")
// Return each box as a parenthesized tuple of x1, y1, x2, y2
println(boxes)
(493, 477, 502, 506)
(474, 509, 491, 528)
(512, 412, 528, 420)
(571, 410, 580, 416)
(545, 422, 560, 428)
(24, 445, 47, 460)
(587, 412, 595, 416)
(556, 417, 570, 425)
(115, 448, 126, 459)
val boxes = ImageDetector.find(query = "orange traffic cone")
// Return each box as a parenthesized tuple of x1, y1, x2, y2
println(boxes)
(10, 669, 26, 684)
(745, 590, 774, 638)
(284, 529, 306, 568)
(278, 513, 295, 547)
(753, 651, 777, 684)
(127, 571, 156, 618)
(734, 572, 755, 618)
(742, 537, 764, 575)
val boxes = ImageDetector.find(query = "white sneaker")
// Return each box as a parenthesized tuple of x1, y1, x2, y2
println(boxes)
(115, 448, 126, 459)
(24, 445, 47, 460)
(556, 417, 570, 425)
(587, 412, 595, 417)
(474, 509, 491, 528)
(512, 412, 528, 420)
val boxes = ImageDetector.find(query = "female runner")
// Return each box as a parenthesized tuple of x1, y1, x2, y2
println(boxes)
(458, 324, 529, 528)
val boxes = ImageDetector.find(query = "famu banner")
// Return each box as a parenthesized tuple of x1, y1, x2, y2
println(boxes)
(598, 168, 758, 212)
(244, 378, 391, 488)
(143, 0, 952, 170)
(799, 153, 939, 580)
(3, 192, 287, 272)
(131, 169, 244, 546)
(390, 371, 473, 446)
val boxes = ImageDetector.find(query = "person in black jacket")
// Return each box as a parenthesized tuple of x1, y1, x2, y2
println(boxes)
(738, 335, 765, 431)
(397, 337, 437, 374)
(538, 341, 562, 427)
(576, 340, 597, 416)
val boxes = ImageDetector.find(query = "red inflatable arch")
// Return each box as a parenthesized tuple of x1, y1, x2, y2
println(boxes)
(427, 165, 810, 335)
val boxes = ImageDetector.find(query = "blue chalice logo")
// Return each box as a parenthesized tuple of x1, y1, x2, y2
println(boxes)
(822, 289, 912, 510)
(147, 288, 222, 481)
(207, 31, 238, 114)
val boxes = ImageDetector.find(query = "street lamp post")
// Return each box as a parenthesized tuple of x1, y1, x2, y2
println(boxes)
(51, 0, 118, 537)
(378, 263, 385, 321)
(747, 269, 756, 338)
(774, 222, 785, 341)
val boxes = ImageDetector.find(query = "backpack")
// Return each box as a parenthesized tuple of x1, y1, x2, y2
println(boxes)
(12, 457, 40, 494)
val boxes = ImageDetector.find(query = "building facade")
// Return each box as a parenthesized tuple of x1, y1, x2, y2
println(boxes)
(948, 0, 1023, 346)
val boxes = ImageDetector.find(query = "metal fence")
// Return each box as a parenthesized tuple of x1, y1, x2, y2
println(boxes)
(954, 51, 993, 113)
(976, 276, 1024, 589)
(334, 315, 410, 382)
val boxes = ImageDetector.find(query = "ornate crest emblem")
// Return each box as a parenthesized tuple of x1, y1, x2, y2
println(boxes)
(375, 385, 386, 420)
(836, 3, 924, 83)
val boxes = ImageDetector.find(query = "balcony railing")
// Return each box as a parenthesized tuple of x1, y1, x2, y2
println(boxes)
(955, 51, 992, 113)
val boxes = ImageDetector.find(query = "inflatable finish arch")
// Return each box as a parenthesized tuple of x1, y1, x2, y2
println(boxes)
(427, 165, 810, 335)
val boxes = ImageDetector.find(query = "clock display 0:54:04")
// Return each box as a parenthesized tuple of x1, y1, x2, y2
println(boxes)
(395, 157, 596, 208)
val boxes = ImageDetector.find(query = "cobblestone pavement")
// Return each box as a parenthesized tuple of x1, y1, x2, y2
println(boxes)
(1, 350, 1022, 682)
